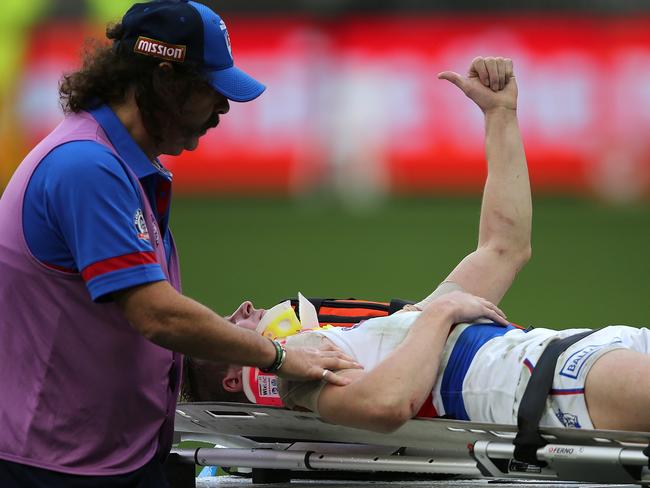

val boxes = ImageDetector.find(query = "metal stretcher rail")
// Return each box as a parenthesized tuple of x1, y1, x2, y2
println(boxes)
(173, 447, 480, 475)
(174, 402, 650, 485)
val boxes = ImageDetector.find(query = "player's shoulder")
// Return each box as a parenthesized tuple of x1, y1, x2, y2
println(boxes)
(285, 331, 324, 348)
(364, 310, 420, 329)
(41, 140, 130, 189)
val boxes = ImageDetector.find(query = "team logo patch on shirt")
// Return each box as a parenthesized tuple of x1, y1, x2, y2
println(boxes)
(559, 339, 622, 379)
(134, 209, 150, 241)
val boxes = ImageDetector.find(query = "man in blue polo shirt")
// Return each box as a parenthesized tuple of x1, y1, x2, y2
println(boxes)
(0, 1, 359, 486)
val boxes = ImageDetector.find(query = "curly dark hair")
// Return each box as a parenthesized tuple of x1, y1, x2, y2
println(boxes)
(59, 23, 213, 144)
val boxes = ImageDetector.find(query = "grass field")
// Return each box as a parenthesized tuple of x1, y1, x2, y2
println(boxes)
(171, 196, 650, 330)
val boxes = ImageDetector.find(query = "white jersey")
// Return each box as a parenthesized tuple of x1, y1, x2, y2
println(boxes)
(282, 311, 650, 428)
(314, 311, 549, 420)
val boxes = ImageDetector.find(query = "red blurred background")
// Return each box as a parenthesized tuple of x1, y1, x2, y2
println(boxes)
(5, 11, 650, 200)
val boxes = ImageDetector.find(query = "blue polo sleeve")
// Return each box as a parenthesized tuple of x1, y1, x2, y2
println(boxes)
(23, 141, 166, 302)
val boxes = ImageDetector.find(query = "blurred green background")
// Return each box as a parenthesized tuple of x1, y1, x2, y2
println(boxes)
(172, 196, 650, 330)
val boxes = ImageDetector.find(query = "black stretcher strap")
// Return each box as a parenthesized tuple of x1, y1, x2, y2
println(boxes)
(389, 298, 415, 314)
(513, 329, 596, 466)
(289, 297, 415, 321)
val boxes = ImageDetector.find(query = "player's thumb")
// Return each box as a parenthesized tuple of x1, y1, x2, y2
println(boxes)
(437, 71, 466, 91)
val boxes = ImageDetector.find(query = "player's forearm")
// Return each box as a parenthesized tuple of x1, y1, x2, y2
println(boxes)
(342, 307, 454, 431)
(479, 107, 531, 257)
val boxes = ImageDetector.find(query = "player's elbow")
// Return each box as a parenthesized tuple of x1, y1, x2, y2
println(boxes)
(512, 243, 532, 270)
(483, 241, 531, 270)
(364, 400, 414, 433)
(522, 243, 532, 264)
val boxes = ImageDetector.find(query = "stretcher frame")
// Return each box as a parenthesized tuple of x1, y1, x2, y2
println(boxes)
(173, 401, 650, 485)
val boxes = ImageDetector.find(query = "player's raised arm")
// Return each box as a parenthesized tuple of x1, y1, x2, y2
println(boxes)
(421, 57, 531, 306)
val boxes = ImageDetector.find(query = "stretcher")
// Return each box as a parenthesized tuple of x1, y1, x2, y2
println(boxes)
(173, 402, 650, 485)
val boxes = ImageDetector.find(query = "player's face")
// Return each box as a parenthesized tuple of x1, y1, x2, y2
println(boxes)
(222, 301, 266, 396)
(158, 86, 230, 155)
(227, 300, 266, 331)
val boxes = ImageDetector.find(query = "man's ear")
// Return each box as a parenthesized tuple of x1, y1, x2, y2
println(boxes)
(156, 61, 174, 75)
(222, 365, 244, 392)
(152, 61, 177, 97)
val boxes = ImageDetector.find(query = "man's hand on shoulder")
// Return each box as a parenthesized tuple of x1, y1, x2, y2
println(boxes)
(438, 56, 517, 114)
(278, 342, 363, 386)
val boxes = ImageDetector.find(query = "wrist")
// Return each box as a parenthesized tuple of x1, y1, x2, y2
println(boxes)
(258, 336, 277, 369)
(419, 301, 457, 326)
(484, 105, 517, 118)
(259, 338, 287, 373)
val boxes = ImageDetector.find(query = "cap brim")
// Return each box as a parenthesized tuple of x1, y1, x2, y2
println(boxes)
(208, 65, 266, 102)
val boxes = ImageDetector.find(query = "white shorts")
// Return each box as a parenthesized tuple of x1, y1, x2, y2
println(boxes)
(464, 325, 650, 429)
(539, 326, 650, 429)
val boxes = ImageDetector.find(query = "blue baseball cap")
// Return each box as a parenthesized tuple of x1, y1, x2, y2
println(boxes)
(118, 0, 265, 102)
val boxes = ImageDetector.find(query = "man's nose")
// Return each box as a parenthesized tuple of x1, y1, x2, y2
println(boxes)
(241, 300, 253, 317)
(215, 97, 230, 115)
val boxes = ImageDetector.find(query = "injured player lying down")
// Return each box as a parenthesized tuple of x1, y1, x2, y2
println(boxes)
(184, 56, 650, 434)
